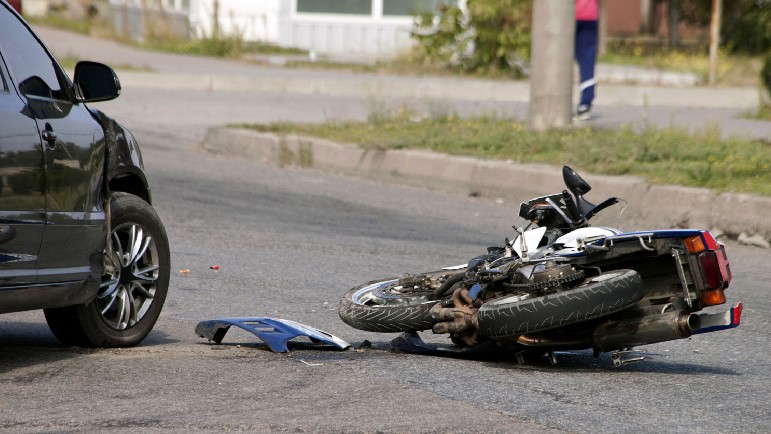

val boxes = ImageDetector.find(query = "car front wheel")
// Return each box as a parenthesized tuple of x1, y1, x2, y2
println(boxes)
(44, 192, 170, 347)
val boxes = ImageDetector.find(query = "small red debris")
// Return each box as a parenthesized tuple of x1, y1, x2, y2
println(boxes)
(180, 269, 190, 274)
(210, 265, 220, 270)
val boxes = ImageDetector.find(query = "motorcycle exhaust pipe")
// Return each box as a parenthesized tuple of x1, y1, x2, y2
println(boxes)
(515, 334, 592, 350)
(593, 311, 701, 352)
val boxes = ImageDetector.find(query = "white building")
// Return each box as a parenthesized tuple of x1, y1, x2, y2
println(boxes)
(109, 0, 458, 59)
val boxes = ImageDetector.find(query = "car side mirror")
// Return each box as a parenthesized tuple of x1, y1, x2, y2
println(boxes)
(73, 61, 121, 102)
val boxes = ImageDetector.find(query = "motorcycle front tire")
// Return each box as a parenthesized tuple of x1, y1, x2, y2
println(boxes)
(338, 278, 436, 333)
(477, 269, 644, 338)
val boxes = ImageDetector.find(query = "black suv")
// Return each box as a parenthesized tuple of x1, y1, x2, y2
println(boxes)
(0, 1, 170, 347)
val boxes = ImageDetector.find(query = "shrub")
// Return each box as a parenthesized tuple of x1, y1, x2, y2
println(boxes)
(411, 0, 532, 76)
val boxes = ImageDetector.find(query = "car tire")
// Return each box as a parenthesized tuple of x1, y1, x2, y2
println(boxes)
(44, 192, 170, 347)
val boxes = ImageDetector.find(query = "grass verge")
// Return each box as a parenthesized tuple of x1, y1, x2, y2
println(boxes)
(747, 104, 771, 121)
(239, 114, 771, 196)
(599, 49, 762, 88)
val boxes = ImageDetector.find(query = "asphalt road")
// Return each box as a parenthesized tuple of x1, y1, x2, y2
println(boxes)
(1, 113, 769, 432)
(0, 30, 769, 432)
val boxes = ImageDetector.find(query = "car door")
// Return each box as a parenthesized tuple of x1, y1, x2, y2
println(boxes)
(0, 52, 45, 286)
(0, 3, 105, 285)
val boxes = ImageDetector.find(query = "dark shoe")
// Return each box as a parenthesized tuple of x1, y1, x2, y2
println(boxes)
(574, 104, 592, 121)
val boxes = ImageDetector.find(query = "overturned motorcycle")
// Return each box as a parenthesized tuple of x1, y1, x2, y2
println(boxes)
(338, 166, 741, 366)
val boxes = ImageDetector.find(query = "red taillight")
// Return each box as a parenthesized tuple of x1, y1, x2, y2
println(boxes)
(702, 231, 720, 250)
(699, 250, 723, 289)
(687, 231, 732, 286)
(716, 245, 732, 286)
(697, 245, 732, 307)
(684, 231, 732, 307)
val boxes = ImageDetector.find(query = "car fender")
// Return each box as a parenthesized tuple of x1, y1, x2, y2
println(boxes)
(87, 107, 151, 204)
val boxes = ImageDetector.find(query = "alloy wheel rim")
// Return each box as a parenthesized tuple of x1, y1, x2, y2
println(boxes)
(98, 222, 159, 330)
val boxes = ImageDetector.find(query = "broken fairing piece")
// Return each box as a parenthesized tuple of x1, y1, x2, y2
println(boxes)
(195, 317, 351, 353)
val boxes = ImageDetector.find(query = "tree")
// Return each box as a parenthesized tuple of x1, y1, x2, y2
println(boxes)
(681, 0, 770, 54)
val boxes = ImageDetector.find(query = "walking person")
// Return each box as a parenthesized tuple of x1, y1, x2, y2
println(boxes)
(575, 0, 599, 120)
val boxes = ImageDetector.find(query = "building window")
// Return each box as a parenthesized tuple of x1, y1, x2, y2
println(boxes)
(296, 0, 373, 15)
(382, 0, 456, 16)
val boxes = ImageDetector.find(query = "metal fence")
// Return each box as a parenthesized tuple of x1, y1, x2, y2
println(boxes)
(110, 3, 190, 42)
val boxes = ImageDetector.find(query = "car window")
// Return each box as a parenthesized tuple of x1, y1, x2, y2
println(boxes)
(0, 4, 64, 99)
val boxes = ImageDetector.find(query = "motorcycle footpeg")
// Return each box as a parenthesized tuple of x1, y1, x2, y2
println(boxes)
(611, 349, 646, 367)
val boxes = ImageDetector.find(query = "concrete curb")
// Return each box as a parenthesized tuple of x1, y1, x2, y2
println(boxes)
(204, 127, 771, 248)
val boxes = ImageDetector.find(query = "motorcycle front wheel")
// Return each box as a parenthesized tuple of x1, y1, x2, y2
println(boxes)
(338, 278, 437, 332)
(477, 269, 644, 338)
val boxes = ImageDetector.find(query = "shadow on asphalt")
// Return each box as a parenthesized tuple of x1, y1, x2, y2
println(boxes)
(0, 324, 179, 374)
(475, 349, 741, 375)
(330, 338, 743, 375)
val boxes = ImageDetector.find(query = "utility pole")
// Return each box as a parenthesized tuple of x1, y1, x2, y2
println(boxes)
(528, 0, 574, 131)
(708, 0, 722, 85)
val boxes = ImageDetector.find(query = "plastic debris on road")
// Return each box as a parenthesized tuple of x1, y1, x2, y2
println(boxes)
(195, 317, 351, 353)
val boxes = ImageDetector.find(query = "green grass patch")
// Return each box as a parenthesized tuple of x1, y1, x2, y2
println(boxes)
(27, 14, 92, 35)
(143, 38, 307, 59)
(238, 115, 771, 196)
(600, 40, 762, 87)
(747, 104, 771, 121)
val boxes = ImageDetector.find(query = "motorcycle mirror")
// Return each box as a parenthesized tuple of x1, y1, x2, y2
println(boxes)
(563, 166, 592, 196)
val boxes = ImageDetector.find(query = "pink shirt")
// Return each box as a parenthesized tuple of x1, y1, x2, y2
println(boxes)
(575, 0, 599, 21)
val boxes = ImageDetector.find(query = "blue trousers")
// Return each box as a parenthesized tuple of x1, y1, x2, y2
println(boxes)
(575, 20, 598, 107)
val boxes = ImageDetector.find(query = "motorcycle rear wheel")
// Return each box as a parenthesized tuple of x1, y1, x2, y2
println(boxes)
(338, 278, 436, 332)
(477, 269, 644, 338)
